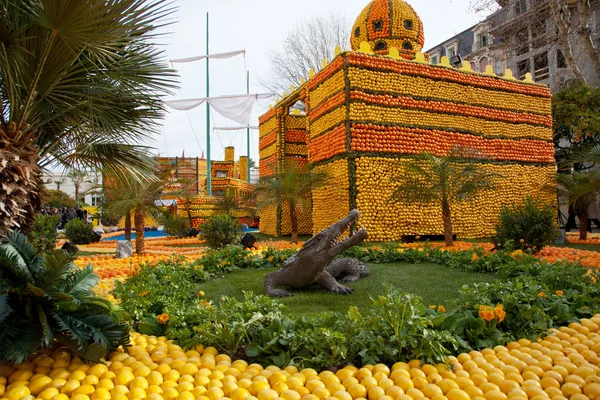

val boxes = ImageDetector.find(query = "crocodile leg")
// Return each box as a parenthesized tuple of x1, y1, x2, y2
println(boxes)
(315, 271, 354, 295)
(326, 258, 371, 283)
(264, 269, 294, 297)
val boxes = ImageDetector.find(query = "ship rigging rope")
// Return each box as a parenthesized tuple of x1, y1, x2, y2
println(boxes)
(171, 61, 204, 156)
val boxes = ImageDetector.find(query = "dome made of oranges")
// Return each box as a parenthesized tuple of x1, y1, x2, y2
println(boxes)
(351, 0, 424, 58)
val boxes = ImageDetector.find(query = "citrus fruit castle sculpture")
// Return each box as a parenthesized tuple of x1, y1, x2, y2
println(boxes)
(258, 0, 556, 242)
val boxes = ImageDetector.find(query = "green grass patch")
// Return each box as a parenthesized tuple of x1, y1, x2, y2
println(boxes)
(75, 250, 110, 257)
(554, 243, 600, 252)
(201, 262, 497, 315)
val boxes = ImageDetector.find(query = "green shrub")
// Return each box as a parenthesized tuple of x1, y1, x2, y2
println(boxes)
(201, 214, 241, 249)
(162, 214, 190, 238)
(0, 231, 129, 363)
(65, 218, 97, 245)
(43, 189, 76, 208)
(28, 214, 60, 254)
(494, 196, 559, 253)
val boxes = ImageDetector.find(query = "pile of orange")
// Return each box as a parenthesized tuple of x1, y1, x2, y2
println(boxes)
(537, 247, 600, 269)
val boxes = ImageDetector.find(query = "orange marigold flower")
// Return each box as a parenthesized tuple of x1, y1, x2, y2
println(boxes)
(538, 292, 545, 297)
(429, 305, 436, 309)
(471, 254, 479, 262)
(438, 305, 446, 313)
(493, 304, 506, 323)
(479, 305, 495, 322)
(555, 290, 564, 296)
(156, 313, 169, 324)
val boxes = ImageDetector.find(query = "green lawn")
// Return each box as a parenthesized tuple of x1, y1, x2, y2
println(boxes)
(554, 242, 600, 252)
(201, 262, 497, 315)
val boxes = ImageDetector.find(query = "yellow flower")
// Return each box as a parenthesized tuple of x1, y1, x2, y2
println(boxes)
(511, 249, 524, 258)
(140, 291, 150, 297)
(479, 306, 495, 322)
(438, 305, 446, 313)
(199, 290, 205, 297)
(429, 305, 436, 309)
(493, 304, 506, 323)
(538, 292, 545, 297)
(555, 290, 564, 296)
(156, 313, 169, 324)
(471, 254, 479, 262)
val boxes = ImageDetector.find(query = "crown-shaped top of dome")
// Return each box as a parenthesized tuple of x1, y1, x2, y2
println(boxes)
(350, 0, 424, 59)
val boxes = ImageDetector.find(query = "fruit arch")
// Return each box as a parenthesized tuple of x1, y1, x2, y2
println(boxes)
(259, 4, 555, 241)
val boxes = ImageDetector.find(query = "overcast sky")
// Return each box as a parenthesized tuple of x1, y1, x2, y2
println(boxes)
(153, 0, 489, 164)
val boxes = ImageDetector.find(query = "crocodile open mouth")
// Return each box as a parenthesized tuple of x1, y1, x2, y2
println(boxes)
(329, 216, 366, 249)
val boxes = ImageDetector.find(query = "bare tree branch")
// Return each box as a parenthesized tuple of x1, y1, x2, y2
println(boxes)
(259, 13, 350, 97)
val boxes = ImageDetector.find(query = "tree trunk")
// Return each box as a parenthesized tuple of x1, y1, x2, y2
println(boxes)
(577, 209, 589, 241)
(289, 203, 299, 244)
(75, 184, 80, 205)
(0, 125, 44, 236)
(441, 200, 454, 247)
(134, 210, 145, 254)
(551, 0, 586, 83)
(125, 211, 132, 241)
(576, 0, 600, 82)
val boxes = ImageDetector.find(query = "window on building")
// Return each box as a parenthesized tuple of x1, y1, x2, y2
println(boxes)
(480, 33, 489, 48)
(479, 57, 489, 73)
(515, 0, 527, 15)
(91, 194, 103, 207)
(213, 190, 225, 197)
(404, 20, 413, 30)
(534, 52, 549, 81)
(431, 55, 439, 65)
(531, 19, 546, 47)
(495, 60, 504, 75)
(557, 49, 567, 68)
(447, 47, 456, 59)
(373, 20, 383, 31)
(215, 170, 228, 178)
(515, 29, 529, 56)
(517, 59, 531, 79)
(403, 41, 413, 50)
(355, 27, 361, 38)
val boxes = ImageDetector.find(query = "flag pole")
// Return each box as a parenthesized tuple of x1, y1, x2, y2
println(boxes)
(246, 71, 251, 183)
(206, 12, 212, 196)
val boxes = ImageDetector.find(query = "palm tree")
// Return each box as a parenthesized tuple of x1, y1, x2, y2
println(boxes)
(54, 178, 65, 191)
(0, 0, 176, 236)
(105, 171, 172, 254)
(389, 151, 499, 246)
(254, 164, 328, 243)
(557, 172, 598, 240)
(67, 169, 89, 205)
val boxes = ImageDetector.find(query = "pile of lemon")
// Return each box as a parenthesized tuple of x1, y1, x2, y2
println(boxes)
(3, 316, 600, 400)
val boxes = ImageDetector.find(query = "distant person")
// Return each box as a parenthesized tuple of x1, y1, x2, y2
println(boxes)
(67, 207, 77, 220)
(76, 206, 84, 220)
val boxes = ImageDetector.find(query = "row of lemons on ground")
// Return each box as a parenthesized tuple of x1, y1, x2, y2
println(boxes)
(3, 316, 600, 400)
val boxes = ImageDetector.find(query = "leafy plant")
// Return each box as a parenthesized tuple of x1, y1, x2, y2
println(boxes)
(162, 214, 190, 238)
(28, 214, 60, 254)
(43, 190, 76, 209)
(494, 196, 559, 253)
(201, 215, 242, 249)
(65, 219, 98, 245)
(0, 231, 129, 363)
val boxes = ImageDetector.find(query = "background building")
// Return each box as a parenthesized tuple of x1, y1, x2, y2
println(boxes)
(42, 170, 103, 206)
(426, 0, 600, 92)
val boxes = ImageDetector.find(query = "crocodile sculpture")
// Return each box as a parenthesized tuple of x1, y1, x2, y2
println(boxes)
(264, 209, 369, 297)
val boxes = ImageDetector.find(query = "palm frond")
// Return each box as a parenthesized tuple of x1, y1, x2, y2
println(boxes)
(53, 332, 109, 363)
(36, 249, 75, 291)
(0, 322, 42, 364)
(0, 242, 31, 284)
(0, 293, 12, 324)
(6, 231, 43, 275)
(59, 264, 99, 303)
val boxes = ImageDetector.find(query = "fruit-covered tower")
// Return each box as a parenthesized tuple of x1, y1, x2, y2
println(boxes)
(259, 0, 556, 241)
